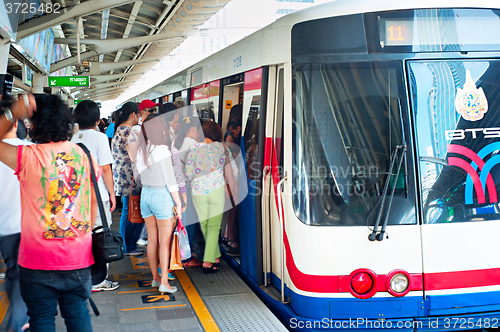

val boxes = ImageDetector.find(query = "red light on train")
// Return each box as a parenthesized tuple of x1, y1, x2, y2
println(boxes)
(351, 272, 373, 295)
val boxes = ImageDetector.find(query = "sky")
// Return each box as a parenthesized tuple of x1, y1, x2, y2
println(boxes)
(99, 0, 332, 118)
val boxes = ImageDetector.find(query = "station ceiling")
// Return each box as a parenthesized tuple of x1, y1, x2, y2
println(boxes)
(8, 0, 231, 101)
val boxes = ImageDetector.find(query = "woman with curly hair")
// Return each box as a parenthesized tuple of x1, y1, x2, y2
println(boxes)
(0, 94, 99, 331)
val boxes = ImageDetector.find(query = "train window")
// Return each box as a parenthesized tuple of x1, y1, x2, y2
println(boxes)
(292, 61, 415, 226)
(244, 96, 261, 180)
(410, 60, 500, 224)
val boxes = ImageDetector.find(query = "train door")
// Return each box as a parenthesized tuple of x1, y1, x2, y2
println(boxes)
(265, 65, 285, 293)
(221, 83, 243, 132)
(409, 59, 500, 316)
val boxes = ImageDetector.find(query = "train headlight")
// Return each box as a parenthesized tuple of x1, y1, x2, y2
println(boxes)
(386, 270, 411, 297)
(390, 273, 409, 293)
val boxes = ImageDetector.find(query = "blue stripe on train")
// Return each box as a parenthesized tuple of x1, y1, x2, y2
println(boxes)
(225, 253, 500, 330)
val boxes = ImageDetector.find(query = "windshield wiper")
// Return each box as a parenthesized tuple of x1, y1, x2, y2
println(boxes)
(368, 144, 407, 242)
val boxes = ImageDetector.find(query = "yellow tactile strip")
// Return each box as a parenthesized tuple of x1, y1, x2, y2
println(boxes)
(175, 269, 221, 332)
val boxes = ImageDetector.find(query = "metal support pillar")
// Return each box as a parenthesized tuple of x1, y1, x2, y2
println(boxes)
(0, 43, 10, 74)
(32, 73, 45, 94)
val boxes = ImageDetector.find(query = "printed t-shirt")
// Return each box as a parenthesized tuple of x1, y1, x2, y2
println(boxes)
(15, 141, 100, 270)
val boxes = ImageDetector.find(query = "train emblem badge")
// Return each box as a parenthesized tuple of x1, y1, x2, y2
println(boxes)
(455, 70, 488, 121)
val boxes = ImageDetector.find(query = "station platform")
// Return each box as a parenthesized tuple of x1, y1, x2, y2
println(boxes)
(0, 209, 288, 332)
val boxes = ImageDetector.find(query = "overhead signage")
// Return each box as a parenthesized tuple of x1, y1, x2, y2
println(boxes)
(48, 76, 90, 87)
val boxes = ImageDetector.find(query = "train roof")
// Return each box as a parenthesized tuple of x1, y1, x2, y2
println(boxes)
(131, 0, 500, 102)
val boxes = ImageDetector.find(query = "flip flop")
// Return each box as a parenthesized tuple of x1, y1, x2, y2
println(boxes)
(183, 258, 203, 267)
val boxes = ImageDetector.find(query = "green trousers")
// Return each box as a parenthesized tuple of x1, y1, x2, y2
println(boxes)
(191, 186, 225, 263)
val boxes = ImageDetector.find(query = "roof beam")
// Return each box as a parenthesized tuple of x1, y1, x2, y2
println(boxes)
(75, 85, 129, 98)
(17, 0, 135, 39)
(50, 31, 186, 72)
(99, 57, 160, 72)
(99, 9, 110, 62)
(90, 72, 145, 83)
(110, 1, 143, 74)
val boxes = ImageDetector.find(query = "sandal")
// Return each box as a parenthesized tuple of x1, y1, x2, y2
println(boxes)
(221, 237, 229, 245)
(202, 263, 219, 274)
(227, 240, 238, 249)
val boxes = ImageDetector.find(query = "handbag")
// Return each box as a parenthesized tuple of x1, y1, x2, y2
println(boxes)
(222, 144, 237, 207)
(170, 208, 184, 270)
(176, 215, 191, 261)
(127, 181, 144, 224)
(77, 143, 125, 266)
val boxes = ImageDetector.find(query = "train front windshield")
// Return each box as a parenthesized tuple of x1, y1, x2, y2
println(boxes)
(292, 61, 416, 226)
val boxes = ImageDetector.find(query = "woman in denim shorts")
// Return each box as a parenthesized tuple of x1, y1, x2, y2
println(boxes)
(136, 114, 182, 293)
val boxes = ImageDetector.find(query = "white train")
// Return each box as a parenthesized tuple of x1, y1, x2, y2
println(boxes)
(129, 0, 500, 329)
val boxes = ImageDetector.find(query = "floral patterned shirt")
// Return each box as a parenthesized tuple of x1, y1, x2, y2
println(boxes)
(185, 142, 238, 196)
(112, 126, 138, 196)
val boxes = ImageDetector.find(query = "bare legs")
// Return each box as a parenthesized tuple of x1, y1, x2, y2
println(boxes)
(144, 215, 175, 290)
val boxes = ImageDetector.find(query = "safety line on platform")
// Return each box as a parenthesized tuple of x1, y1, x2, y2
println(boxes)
(117, 289, 155, 294)
(0, 291, 9, 325)
(175, 270, 220, 332)
(120, 304, 186, 311)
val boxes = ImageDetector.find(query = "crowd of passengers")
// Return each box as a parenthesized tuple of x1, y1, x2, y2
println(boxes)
(0, 93, 243, 331)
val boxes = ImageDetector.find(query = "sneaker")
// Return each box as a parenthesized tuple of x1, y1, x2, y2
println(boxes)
(136, 238, 148, 246)
(125, 249, 144, 256)
(92, 280, 120, 292)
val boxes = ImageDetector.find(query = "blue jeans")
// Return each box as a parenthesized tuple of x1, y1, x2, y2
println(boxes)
(0, 233, 28, 332)
(120, 196, 143, 253)
(19, 266, 92, 332)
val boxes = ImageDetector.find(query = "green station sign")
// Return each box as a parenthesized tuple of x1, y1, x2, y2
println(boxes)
(48, 76, 90, 87)
(74, 100, 84, 105)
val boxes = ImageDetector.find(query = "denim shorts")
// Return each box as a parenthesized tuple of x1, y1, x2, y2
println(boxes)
(140, 185, 175, 220)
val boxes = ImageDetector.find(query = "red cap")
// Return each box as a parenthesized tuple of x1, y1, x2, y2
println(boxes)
(139, 99, 160, 111)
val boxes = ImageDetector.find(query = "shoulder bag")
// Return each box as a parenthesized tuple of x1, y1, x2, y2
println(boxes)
(77, 143, 125, 265)
(127, 179, 145, 223)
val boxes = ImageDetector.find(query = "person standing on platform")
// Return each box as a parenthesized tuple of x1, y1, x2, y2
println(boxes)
(112, 102, 143, 256)
(0, 96, 30, 332)
(136, 114, 182, 293)
(174, 115, 204, 267)
(105, 112, 116, 146)
(71, 100, 120, 292)
(134, 99, 160, 246)
(159, 103, 179, 142)
(185, 121, 239, 273)
(0, 94, 98, 332)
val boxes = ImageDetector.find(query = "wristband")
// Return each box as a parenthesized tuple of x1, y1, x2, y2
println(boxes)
(3, 108, 15, 124)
